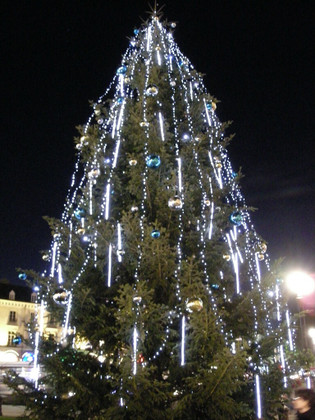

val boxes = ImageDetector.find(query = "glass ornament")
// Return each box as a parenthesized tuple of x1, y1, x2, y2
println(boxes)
(215, 161, 222, 169)
(74, 208, 85, 220)
(131, 206, 139, 212)
(146, 155, 161, 168)
(155, 45, 161, 51)
(146, 84, 158, 96)
(42, 254, 50, 261)
(134, 29, 139, 35)
(53, 287, 71, 305)
(211, 284, 220, 289)
(77, 228, 85, 235)
(257, 253, 265, 261)
(137, 353, 145, 363)
(88, 168, 100, 179)
(204, 199, 211, 206)
(33, 284, 40, 292)
(22, 352, 34, 362)
(170, 80, 176, 87)
(124, 76, 131, 83)
(117, 65, 127, 75)
(186, 297, 203, 313)
(170, 22, 176, 28)
(223, 254, 231, 261)
(117, 96, 124, 104)
(229, 211, 243, 226)
(133, 295, 142, 304)
(18, 273, 27, 280)
(129, 159, 137, 166)
(151, 229, 160, 239)
(139, 121, 149, 127)
(12, 336, 22, 345)
(168, 196, 183, 210)
(259, 242, 267, 253)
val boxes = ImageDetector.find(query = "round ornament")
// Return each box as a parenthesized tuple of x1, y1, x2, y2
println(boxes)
(117, 97, 124, 104)
(129, 159, 138, 166)
(12, 336, 22, 345)
(139, 121, 149, 127)
(124, 76, 131, 83)
(204, 199, 211, 206)
(88, 168, 100, 179)
(133, 295, 142, 304)
(168, 196, 183, 210)
(97, 117, 104, 125)
(223, 254, 231, 261)
(170, 22, 176, 28)
(259, 242, 267, 253)
(186, 297, 203, 313)
(170, 80, 176, 87)
(18, 273, 27, 280)
(42, 254, 50, 261)
(74, 208, 85, 220)
(146, 155, 161, 168)
(77, 228, 85, 235)
(146, 84, 158, 96)
(151, 229, 160, 239)
(137, 353, 145, 363)
(229, 211, 243, 226)
(94, 108, 102, 116)
(215, 161, 222, 169)
(131, 206, 139, 212)
(257, 253, 265, 261)
(134, 29, 139, 35)
(53, 287, 71, 305)
(117, 65, 127, 75)
(155, 45, 161, 51)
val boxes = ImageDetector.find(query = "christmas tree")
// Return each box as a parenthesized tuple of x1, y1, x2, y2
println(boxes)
(8, 10, 295, 420)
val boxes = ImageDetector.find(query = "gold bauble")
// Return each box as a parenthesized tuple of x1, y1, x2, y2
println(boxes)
(257, 253, 265, 261)
(260, 242, 267, 253)
(211, 102, 217, 110)
(186, 297, 203, 313)
(223, 254, 231, 261)
(215, 161, 222, 169)
(129, 159, 138, 166)
(139, 121, 149, 127)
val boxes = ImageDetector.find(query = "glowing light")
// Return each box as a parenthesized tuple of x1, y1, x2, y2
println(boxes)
(63, 293, 72, 338)
(286, 271, 315, 298)
(208, 201, 214, 239)
(177, 157, 182, 192)
(58, 263, 63, 285)
(89, 181, 93, 215)
(50, 241, 57, 277)
(286, 310, 293, 351)
(133, 326, 138, 375)
(112, 140, 121, 169)
(107, 244, 112, 287)
(117, 223, 122, 262)
(158, 112, 165, 141)
(181, 316, 185, 366)
(105, 183, 111, 220)
(255, 374, 262, 419)
(255, 253, 261, 282)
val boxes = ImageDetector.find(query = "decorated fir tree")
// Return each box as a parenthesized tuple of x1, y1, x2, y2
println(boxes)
(7, 10, 296, 420)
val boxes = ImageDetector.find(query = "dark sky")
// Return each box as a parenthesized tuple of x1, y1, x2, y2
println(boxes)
(1, 0, 314, 283)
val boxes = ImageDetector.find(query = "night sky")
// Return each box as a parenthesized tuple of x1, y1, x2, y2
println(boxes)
(1, 1, 314, 284)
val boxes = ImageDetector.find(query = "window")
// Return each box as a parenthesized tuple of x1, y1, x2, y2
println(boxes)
(9, 311, 16, 322)
(30, 313, 35, 322)
(9, 290, 15, 300)
(8, 331, 15, 345)
(31, 292, 37, 303)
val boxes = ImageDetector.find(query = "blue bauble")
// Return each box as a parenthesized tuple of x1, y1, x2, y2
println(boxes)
(117, 96, 124, 104)
(146, 155, 161, 168)
(206, 102, 212, 110)
(151, 229, 160, 239)
(74, 208, 85, 220)
(18, 273, 27, 280)
(229, 211, 243, 226)
(12, 336, 22, 345)
(134, 29, 139, 35)
(117, 65, 127, 75)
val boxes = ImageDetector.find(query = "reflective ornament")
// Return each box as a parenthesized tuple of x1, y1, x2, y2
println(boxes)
(117, 249, 125, 257)
(133, 295, 142, 304)
(232, 171, 238, 178)
(146, 155, 161, 168)
(223, 254, 231, 261)
(170, 22, 176, 28)
(129, 159, 137, 166)
(215, 161, 222, 169)
(195, 136, 201, 142)
(170, 80, 176, 87)
(182, 132, 190, 142)
(124, 76, 131, 83)
(94, 108, 102, 116)
(88, 168, 100, 179)
(212, 102, 217, 110)
(42, 254, 50, 261)
(53, 287, 70, 305)
(137, 353, 145, 363)
(162, 370, 170, 380)
(211, 284, 220, 289)
(186, 297, 203, 312)
(12, 336, 22, 345)
(257, 253, 265, 261)
(117, 96, 124, 104)
(229, 211, 243, 226)
(134, 29, 139, 35)
(80, 135, 89, 145)
(168, 196, 183, 210)
(139, 121, 149, 127)
(18, 273, 27, 280)
(97, 117, 104, 125)
(131, 206, 139, 212)
(74, 208, 85, 220)
(151, 229, 160, 239)
(22, 352, 34, 362)
(146, 84, 158, 96)
(33, 284, 40, 292)
(155, 45, 161, 51)
(77, 228, 85, 235)
(204, 199, 211, 206)
(117, 65, 127, 75)
(259, 242, 267, 253)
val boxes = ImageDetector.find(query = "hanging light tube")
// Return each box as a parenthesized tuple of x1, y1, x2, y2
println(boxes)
(208, 201, 214, 239)
(112, 140, 121, 169)
(159, 112, 165, 141)
(107, 243, 112, 287)
(105, 183, 111, 220)
(255, 374, 262, 419)
(178, 157, 182, 192)
(181, 316, 186, 366)
(63, 293, 72, 339)
(50, 241, 57, 277)
(117, 223, 122, 262)
(133, 326, 138, 375)
(58, 263, 63, 285)
(285, 310, 294, 351)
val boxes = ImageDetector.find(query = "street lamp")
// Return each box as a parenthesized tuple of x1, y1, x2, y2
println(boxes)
(285, 271, 315, 299)
(285, 271, 315, 349)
